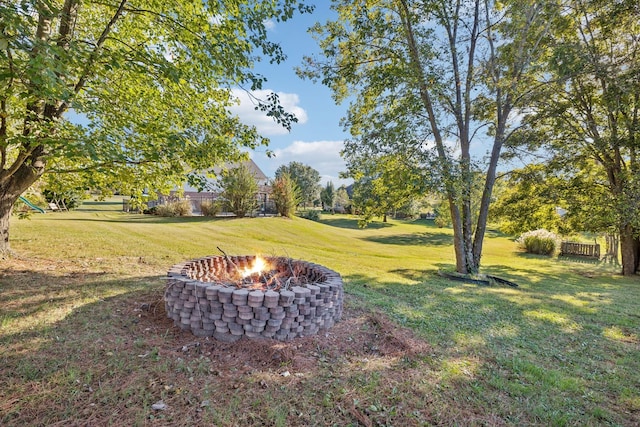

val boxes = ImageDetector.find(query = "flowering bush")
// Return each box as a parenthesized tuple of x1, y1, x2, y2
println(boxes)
(200, 200, 221, 217)
(516, 229, 558, 256)
(156, 200, 192, 217)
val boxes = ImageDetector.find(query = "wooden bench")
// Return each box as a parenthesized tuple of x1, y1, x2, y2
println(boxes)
(560, 241, 600, 259)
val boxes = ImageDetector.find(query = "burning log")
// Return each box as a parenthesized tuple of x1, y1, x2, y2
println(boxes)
(208, 252, 311, 291)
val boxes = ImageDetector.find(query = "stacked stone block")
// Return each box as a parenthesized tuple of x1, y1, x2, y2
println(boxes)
(165, 256, 343, 342)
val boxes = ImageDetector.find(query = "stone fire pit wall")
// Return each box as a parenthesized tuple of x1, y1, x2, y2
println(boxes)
(165, 255, 344, 342)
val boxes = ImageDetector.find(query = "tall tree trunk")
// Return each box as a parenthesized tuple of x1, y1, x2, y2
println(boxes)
(0, 192, 18, 254)
(0, 2, 60, 253)
(397, 0, 474, 274)
(461, 165, 476, 274)
(0, 185, 27, 254)
(619, 224, 639, 275)
(448, 197, 468, 274)
(635, 237, 640, 272)
(471, 120, 508, 272)
(0, 151, 46, 253)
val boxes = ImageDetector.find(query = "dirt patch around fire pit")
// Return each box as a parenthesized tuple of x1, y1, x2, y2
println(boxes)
(152, 292, 429, 371)
(1, 256, 434, 426)
(139, 291, 434, 425)
(195, 304, 430, 372)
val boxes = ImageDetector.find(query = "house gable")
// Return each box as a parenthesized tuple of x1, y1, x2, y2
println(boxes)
(183, 158, 269, 193)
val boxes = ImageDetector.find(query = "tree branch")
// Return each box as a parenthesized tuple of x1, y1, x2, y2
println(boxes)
(44, 158, 155, 174)
(56, 0, 129, 117)
(57, 0, 80, 50)
(0, 145, 40, 185)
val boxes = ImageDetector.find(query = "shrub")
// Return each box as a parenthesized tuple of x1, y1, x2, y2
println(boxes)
(516, 229, 558, 255)
(299, 209, 321, 221)
(156, 200, 192, 217)
(200, 200, 221, 217)
(154, 204, 173, 217)
(434, 216, 448, 228)
(434, 203, 451, 228)
(143, 206, 157, 215)
(271, 173, 300, 218)
(219, 164, 258, 218)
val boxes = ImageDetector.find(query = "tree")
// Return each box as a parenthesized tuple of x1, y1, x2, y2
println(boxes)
(519, 0, 640, 274)
(348, 152, 428, 224)
(275, 162, 320, 208)
(219, 164, 258, 218)
(271, 172, 300, 218)
(491, 165, 568, 235)
(302, 0, 557, 273)
(491, 163, 615, 237)
(0, 0, 311, 253)
(334, 185, 350, 211)
(320, 181, 335, 212)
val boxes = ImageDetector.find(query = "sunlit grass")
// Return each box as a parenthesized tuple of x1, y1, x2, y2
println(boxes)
(603, 326, 638, 344)
(1, 197, 639, 425)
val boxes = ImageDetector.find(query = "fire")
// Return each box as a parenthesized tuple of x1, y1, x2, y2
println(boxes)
(241, 256, 268, 278)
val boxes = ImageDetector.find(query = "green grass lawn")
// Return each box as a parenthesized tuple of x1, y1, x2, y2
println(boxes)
(1, 197, 638, 426)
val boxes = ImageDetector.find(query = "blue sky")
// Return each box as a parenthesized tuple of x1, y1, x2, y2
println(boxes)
(230, 3, 352, 187)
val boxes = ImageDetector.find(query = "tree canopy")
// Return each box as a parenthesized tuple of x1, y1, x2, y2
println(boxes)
(516, 0, 640, 274)
(275, 161, 320, 208)
(0, 0, 311, 251)
(320, 181, 335, 212)
(220, 163, 259, 218)
(348, 152, 429, 225)
(301, 0, 557, 273)
(271, 172, 299, 218)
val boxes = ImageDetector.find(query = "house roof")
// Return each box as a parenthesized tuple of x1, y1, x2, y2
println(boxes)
(180, 158, 269, 194)
(241, 158, 268, 181)
(213, 158, 267, 181)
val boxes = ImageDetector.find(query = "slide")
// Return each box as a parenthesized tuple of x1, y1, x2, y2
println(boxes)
(19, 196, 46, 213)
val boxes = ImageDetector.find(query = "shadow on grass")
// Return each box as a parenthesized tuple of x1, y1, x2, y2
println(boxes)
(485, 228, 510, 238)
(0, 276, 172, 425)
(2, 262, 639, 426)
(516, 251, 602, 265)
(76, 200, 124, 212)
(557, 255, 607, 266)
(0, 268, 162, 346)
(389, 268, 444, 283)
(0, 269, 437, 426)
(318, 216, 394, 230)
(430, 261, 572, 290)
(515, 251, 621, 270)
(342, 268, 640, 425)
(0, 269, 112, 322)
(363, 231, 453, 246)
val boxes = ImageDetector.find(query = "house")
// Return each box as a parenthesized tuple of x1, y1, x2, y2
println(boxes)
(157, 159, 273, 215)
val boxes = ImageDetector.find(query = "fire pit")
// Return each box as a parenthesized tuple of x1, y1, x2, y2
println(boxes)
(165, 255, 344, 342)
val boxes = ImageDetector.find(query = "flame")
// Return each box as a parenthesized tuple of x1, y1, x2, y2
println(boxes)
(241, 256, 268, 278)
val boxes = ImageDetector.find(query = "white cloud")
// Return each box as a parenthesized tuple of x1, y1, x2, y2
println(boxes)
(263, 19, 276, 31)
(264, 140, 352, 187)
(230, 89, 308, 136)
(274, 140, 343, 160)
